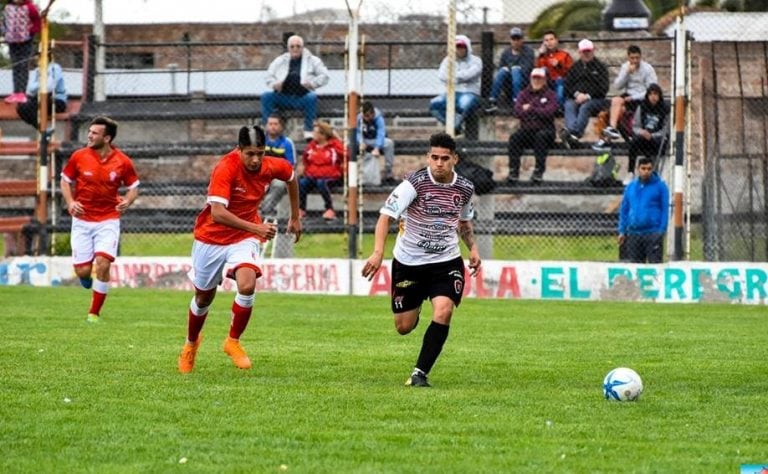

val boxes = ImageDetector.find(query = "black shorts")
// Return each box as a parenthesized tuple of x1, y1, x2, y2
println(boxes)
(390, 256, 466, 313)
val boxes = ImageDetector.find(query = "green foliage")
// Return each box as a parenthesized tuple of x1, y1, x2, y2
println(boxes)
(1, 287, 766, 472)
(528, 0, 605, 38)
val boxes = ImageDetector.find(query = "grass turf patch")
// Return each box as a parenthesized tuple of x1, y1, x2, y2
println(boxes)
(1, 287, 765, 472)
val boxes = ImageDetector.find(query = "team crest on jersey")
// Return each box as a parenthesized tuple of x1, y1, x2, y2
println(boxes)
(454, 279, 463, 294)
(109, 171, 118, 182)
(453, 194, 462, 207)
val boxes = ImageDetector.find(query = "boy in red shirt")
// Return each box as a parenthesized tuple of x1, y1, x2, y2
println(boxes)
(536, 30, 573, 105)
(178, 125, 302, 373)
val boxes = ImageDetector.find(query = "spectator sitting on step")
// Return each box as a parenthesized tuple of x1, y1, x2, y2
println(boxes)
(357, 100, 396, 185)
(262, 35, 329, 141)
(16, 54, 67, 130)
(485, 27, 535, 113)
(299, 121, 346, 221)
(559, 38, 609, 149)
(593, 44, 658, 151)
(429, 34, 482, 137)
(259, 114, 296, 218)
(624, 83, 669, 185)
(535, 30, 573, 106)
(506, 68, 558, 184)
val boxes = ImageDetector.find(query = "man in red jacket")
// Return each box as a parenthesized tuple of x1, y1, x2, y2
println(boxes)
(299, 121, 346, 220)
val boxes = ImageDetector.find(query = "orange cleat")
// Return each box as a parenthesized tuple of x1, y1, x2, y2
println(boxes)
(178, 335, 203, 374)
(223, 337, 252, 369)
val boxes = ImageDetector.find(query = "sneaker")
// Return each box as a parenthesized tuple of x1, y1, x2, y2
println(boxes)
(4, 92, 27, 104)
(405, 369, 431, 387)
(559, 128, 579, 149)
(603, 126, 621, 140)
(591, 139, 611, 152)
(531, 172, 544, 183)
(223, 337, 252, 369)
(322, 208, 336, 220)
(622, 172, 635, 186)
(79, 277, 93, 289)
(178, 335, 203, 374)
(85, 313, 101, 323)
(484, 99, 498, 113)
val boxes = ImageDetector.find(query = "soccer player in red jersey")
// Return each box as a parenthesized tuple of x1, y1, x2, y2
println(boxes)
(178, 125, 302, 373)
(361, 132, 481, 387)
(60, 116, 139, 323)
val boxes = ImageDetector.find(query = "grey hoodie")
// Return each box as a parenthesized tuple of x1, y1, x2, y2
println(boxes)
(437, 34, 483, 95)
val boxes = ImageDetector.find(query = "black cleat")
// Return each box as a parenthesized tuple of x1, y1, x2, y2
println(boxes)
(405, 370, 431, 387)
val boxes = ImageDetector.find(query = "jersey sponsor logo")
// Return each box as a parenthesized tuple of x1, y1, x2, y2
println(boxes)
(234, 186, 247, 193)
(416, 240, 448, 253)
(395, 279, 416, 288)
(84, 171, 94, 176)
(426, 221, 450, 232)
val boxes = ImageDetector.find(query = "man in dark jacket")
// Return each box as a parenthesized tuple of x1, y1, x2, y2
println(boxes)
(485, 27, 535, 112)
(560, 38, 609, 148)
(618, 156, 669, 263)
(507, 68, 558, 183)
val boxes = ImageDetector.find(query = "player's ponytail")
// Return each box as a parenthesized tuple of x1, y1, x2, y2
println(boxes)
(238, 125, 266, 149)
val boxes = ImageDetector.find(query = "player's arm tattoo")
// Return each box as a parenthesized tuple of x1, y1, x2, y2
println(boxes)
(458, 221, 476, 250)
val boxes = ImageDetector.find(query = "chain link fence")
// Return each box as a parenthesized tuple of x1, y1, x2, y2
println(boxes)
(1, 2, 766, 262)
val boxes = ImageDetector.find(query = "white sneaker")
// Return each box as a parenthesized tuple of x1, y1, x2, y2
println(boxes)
(622, 172, 634, 185)
(603, 126, 621, 140)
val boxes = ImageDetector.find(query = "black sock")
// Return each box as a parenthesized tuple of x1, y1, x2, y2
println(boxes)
(415, 321, 450, 375)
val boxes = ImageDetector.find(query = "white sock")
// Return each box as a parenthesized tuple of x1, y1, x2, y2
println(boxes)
(234, 292, 255, 308)
(92, 279, 109, 294)
(189, 297, 208, 316)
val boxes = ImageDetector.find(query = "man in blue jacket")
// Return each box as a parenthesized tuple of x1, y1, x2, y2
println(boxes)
(618, 156, 669, 263)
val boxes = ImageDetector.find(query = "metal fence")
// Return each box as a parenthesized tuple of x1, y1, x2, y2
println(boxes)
(1, 6, 767, 263)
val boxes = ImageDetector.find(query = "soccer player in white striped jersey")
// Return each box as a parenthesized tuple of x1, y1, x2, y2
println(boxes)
(361, 132, 482, 387)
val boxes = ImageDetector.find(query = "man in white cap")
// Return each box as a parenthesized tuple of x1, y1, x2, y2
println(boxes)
(559, 38, 609, 148)
(485, 27, 535, 113)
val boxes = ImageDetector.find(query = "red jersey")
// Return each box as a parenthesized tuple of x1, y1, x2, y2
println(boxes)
(194, 150, 294, 245)
(61, 146, 139, 222)
(536, 48, 574, 81)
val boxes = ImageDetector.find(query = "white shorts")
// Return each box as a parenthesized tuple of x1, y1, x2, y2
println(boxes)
(71, 217, 120, 266)
(188, 238, 264, 291)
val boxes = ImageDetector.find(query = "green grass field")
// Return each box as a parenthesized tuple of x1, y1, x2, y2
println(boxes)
(1, 287, 766, 473)
(26, 231, 703, 261)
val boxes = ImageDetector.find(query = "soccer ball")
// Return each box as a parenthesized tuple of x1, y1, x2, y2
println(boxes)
(603, 367, 643, 401)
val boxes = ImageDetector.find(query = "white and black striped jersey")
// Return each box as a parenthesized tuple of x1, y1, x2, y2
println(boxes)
(380, 167, 475, 265)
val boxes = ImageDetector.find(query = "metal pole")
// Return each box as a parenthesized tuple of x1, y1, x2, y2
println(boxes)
(94, 0, 106, 101)
(36, 15, 51, 255)
(671, 16, 687, 260)
(446, 0, 456, 136)
(345, 1, 362, 260)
